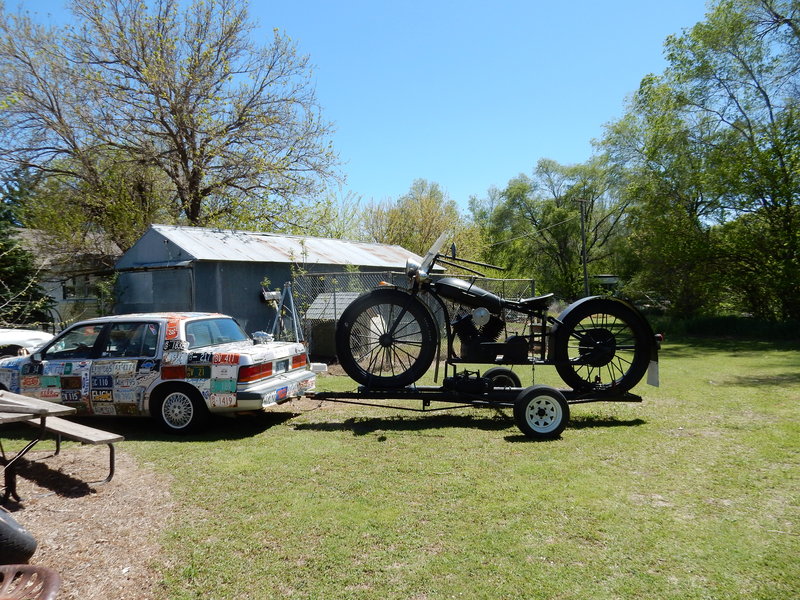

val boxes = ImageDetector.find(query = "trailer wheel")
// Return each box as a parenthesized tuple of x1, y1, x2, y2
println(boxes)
(0, 511, 37, 564)
(483, 367, 521, 388)
(513, 386, 569, 439)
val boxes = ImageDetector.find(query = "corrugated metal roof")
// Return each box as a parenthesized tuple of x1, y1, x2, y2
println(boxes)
(125, 224, 424, 269)
(305, 292, 363, 320)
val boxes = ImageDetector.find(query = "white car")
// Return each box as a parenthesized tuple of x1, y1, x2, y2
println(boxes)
(0, 328, 54, 357)
(0, 313, 323, 433)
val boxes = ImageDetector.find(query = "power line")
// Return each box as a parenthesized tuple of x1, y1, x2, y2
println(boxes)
(488, 213, 581, 247)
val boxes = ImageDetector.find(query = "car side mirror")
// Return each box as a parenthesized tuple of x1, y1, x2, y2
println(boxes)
(449, 243, 457, 260)
(32, 352, 42, 362)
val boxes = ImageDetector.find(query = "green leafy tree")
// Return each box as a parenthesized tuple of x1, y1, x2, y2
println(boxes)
(0, 175, 52, 327)
(18, 157, 173, 259)
(0, 167, 36, 227)
(602, 77, 726, 315)
(362, 179, 481, 259)
(603, 0, 799, 318)
(483, 158, 628, 300)
(0, 0, 338, 235)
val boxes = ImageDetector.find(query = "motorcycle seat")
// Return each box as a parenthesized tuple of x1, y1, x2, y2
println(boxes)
(508, 293, 554, 311)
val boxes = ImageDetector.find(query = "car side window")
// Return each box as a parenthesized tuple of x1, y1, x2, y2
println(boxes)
(104, 323, 159, 358)
(44, 325, 104, 359)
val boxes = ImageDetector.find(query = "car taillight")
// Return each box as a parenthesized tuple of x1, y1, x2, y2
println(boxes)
(291, 354, 307, 369)
(238, 362, 273, 383)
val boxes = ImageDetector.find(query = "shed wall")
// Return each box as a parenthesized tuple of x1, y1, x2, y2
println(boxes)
(191, 262, 292, 333)
(115, 268, 193, 314)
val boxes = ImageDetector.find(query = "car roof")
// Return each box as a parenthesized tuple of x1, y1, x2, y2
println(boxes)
(69, 312, 228, 326)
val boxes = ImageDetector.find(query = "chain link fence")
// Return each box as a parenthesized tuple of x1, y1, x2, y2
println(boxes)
(293, 271, 534, 360)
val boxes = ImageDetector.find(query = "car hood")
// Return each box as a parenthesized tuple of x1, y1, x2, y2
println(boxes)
(0, 329, 54, 351)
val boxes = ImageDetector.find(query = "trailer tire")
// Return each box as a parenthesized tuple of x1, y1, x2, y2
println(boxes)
(513, 385, 569, 439)
(483, 367, 521, 388)
(0, 511, 37, 564)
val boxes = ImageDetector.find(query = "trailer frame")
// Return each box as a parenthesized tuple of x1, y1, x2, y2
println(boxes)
(307, 372, 643, 439)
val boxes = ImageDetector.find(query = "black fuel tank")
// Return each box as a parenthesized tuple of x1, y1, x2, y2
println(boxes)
(432, 277, 503, 313)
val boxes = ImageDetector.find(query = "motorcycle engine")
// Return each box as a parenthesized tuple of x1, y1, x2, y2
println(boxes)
(452, 311, 505, 361)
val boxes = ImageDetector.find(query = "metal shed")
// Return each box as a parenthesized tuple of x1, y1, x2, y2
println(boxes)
(114, 224, 424, 335)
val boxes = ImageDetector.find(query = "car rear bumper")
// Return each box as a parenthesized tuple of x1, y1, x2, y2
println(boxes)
(234, 368, 317, 410)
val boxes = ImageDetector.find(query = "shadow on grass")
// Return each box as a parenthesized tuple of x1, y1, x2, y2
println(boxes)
(728, 372, 800, 386)
(104, 411, 300, 443)
(0, 411, 299, 446)
(294, 412, 511, 437)
(293, 410, 647, 439)
(658, 337, 800, 359)
(568, 414, 647, 429)
(505, 414, 647, 443)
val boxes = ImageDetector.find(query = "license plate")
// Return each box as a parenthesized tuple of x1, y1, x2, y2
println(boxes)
(647, 360, 660, 387)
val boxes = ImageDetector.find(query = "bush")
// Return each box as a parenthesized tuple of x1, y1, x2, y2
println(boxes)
(646, 314, 800, 341)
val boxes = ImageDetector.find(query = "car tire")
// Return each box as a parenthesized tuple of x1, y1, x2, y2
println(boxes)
(151, 384, 209, 434)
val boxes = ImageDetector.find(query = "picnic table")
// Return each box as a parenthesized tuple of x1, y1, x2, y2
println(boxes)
(0, 391, 77, 503)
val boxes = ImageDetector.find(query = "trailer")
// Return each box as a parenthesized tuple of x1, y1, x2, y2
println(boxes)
(307, 369, 643, 440)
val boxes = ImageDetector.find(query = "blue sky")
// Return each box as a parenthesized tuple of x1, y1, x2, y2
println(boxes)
(259, 1, 709, 207)
(30, 0, 710, 208)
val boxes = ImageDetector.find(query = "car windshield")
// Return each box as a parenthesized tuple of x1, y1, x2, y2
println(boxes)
(185, 318, 249, 349)
(44, 324, 104, 359)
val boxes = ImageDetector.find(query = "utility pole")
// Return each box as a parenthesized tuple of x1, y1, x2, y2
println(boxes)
(578, 198, 589, 297)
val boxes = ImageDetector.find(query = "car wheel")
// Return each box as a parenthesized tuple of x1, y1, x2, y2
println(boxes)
(151, 384, 209, 434)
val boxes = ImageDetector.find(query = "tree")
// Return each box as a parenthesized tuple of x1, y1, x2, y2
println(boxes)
(603, 0, 800, 319)
(362, 179, 478, 258)
(0, 0, 338, 234)
(0, 167, 36, 226)
(0, 179, 52, 327)
(483, 158, 628, 300)
(303, 186, 368, 240)
(602, 77, 727, 315)
(14, 156, 174, 260)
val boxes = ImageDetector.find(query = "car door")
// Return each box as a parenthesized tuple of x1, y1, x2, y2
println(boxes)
(29, 323, 106, 406)
(90, 322, 161, 416)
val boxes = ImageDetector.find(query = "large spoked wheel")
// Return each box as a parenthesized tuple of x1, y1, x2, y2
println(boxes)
(335, 288, 437, 388)
(483, 367, 521, 388)
(553, 298, 651, 393)
(513, 385, 569, 439)
(151, 384, 209, 434)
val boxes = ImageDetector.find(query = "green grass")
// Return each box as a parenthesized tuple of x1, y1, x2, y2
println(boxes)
(116, 339, 798, 598)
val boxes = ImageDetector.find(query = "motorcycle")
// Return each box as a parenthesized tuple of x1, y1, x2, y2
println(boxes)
(335, 232, 660, 394)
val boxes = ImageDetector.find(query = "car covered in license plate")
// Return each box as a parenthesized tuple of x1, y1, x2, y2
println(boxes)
(0, 312, 323, 433)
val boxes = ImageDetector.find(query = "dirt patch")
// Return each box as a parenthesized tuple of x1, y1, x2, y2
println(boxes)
(2, 446, 172, 600)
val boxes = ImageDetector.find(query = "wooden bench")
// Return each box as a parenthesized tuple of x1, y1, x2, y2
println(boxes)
(23, 417, 124, 485)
